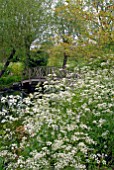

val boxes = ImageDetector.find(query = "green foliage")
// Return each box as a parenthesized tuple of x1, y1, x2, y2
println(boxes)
(48, 44, 64, 66)
(0, 0, 53, 72)
(0, 0, 113, 72)
(0, 157, 4, 168)
(0, 63, 3, 70)
(8, 62, 24, 76)
(0, 76, 21, 89)
(47, 0, 114, 67)
(0, 62, 24, 89)
(28, 51, 49, 68)
(0, 58, 114, 169)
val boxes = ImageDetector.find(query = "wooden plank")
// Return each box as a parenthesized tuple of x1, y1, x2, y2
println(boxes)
(21, 78, 46, 84)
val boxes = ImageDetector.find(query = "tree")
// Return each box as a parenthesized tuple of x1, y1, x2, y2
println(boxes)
(48, 0, 114, 67)
(83, 0, 114, 53)
(0, 0, 53, 77)
(49, 0, 92, 68)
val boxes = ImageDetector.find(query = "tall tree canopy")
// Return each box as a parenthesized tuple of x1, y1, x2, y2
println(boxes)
(83, 0, 114, 53)
(0, 0, 113, 76)
(0, 0, 53, 77)
(48, 0, 114, 67)
(48, 0, 89, 68)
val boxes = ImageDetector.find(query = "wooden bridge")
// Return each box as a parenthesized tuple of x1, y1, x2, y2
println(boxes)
(0, 66, 79, 95)
(22, 66, 68, 78)
(20, 66, 75, 93)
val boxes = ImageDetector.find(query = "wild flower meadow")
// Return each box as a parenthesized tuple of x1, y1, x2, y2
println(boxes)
(0, 58, 114, 170)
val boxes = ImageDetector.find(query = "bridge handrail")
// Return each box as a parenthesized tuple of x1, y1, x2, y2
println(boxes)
(22, 66, 68, 80)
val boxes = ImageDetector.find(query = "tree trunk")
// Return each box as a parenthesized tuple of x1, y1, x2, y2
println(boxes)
(62, 52, 68, 69)
(0, 49, 16, 78)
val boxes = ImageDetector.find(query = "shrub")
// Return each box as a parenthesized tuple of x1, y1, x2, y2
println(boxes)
(0, 76, 21, 89)
(28, 51, 49, 68)
(8, 62, 24, 76)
